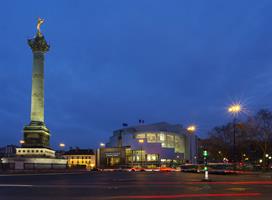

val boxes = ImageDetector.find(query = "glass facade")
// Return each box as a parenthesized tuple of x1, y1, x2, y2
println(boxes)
(147, 133, 156, 143)
(147, 154, 158, 161)
(136, 132, 185, 153)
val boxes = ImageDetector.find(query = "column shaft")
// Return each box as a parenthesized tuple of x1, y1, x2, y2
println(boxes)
(30, 51, 44, 122)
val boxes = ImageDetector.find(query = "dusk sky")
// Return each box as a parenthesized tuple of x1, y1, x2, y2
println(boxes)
(1, 0, 272, 149)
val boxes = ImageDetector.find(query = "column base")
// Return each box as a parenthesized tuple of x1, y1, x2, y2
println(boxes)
(23, 121, 51, 148)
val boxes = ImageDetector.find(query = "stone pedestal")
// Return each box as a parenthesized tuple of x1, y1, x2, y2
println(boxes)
(23, 121, 50, 148)
(1, 157, 67, 170)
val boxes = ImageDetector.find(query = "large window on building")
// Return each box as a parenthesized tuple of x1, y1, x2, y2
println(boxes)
(147, 133, 157, 143)
(147, 154, 158, 161)
(158, 133, 165, 141)
(136, 133, 145, 139)
(166, 134, 174, 148)
(175, 135, 183, 153)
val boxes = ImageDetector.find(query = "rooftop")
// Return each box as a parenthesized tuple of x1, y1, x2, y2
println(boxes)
(115, 122, 186, 133)
(64, 149, 94, 155)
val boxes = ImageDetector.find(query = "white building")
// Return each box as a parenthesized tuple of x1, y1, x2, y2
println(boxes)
(106, 122, 197, 166)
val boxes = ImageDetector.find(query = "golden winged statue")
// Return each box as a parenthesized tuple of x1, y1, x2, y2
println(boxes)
(37, 17, 44, 33)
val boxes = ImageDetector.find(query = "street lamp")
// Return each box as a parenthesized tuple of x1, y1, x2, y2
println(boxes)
(19, 140, 25, 145)
(228, 104, 241, 114)
(138, 139, 144, 168)
(58, 143, 66, 158)
(59, 142, 65, 153)
(187, 125, 196, 133)
(228, 103, 242, 164)
(100, 143, 105, 147)
(59, 143, 65, 148)
(187, 125, 197, 163)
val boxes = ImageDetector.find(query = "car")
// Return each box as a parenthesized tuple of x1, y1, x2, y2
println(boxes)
(180, 164, 200, 173)
(159, 167, 177, 172)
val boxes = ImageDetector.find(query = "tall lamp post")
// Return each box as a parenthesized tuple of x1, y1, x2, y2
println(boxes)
(59, 143, 66, 158)
(228, 104, 242, 164)
(138, 139, 144, 168)
(187, 125, 196, 163)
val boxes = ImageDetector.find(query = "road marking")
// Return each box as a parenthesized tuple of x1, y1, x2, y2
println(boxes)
(0, 184, 33, 187)
(0, 172, 86, 177)
(101, 181, 272, 185)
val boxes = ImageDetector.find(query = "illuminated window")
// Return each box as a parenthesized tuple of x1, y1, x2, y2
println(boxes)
(147, 133, 156, 143)
(159, 133, 165, 141)
(136, 133, 145, 139)
(136, 156, 140, 161)
(166, 134, 174, 148)
(175, 136, 183, 153)
(147, 154, 158, 161)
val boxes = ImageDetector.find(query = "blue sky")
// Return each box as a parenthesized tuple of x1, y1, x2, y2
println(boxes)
(1, 0, 272, 149)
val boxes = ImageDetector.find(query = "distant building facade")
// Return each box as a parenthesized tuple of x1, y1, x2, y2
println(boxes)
(64, 149, 95, 170)
(97, 122, 197, 168)
(0, 145, 17, 158)
(96, 146, 131, 169)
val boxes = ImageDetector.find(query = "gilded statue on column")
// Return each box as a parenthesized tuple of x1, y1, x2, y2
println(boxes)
(37, 17, 44, 33)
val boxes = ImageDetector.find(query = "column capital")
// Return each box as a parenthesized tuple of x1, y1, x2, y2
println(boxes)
(28, 34, 50, 53)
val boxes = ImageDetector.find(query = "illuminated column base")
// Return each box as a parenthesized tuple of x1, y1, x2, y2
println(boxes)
(16, 147, 55, 158)
(23, 121, 50, 148)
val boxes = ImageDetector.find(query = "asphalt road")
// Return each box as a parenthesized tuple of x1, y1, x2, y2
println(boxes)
(0, 172, 272, 200)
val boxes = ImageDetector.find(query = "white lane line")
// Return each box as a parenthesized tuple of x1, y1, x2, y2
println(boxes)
(0, 184, 33, 187)
(0, 172, 87, 177)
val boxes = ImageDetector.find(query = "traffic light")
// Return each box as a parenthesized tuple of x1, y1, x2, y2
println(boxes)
(203, 150, 208, 157)
(202, 150, 209, 181)
(203, 150, 208, 169)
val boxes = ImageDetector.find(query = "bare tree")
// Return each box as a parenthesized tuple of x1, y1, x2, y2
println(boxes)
(247, 109, 272, 169)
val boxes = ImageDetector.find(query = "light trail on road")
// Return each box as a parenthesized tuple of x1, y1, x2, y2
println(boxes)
(114, 192, 261, 199)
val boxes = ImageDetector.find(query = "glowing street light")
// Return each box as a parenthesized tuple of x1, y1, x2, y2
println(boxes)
(138, 139, 144, 144)
(59, 143, 65, 148)
(19, 140, 25, 145)
(228, 104, 242, 115)
(265, 154, 269, 158)
(187, 125, 196, 133)
(100, 143, 105, 147)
